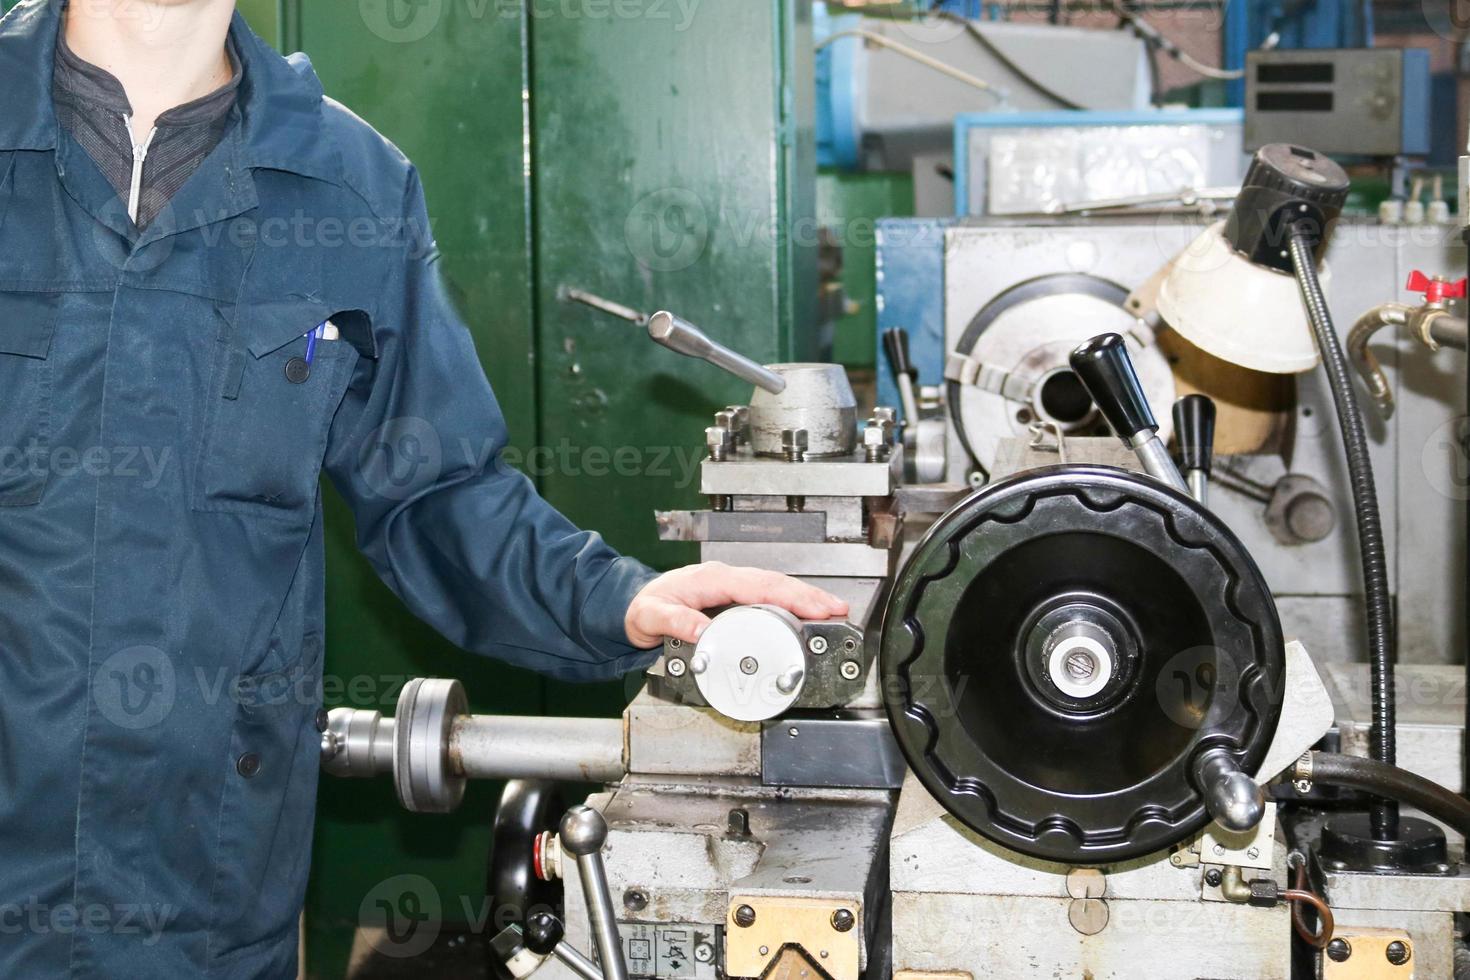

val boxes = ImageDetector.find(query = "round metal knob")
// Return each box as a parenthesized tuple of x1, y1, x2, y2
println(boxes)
(558, 805, 609, 857)
(691, 606, 807, 722)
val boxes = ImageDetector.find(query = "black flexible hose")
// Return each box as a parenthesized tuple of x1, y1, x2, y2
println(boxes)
(1310, 752, 1470, 840)
(1288, 226, 1399, 841)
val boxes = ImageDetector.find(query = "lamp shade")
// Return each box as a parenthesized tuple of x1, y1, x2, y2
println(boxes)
(1157, 221, 1327, 375)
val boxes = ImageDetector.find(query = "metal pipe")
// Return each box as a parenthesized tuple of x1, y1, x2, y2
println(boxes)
(647, 311, 787, 395)
(1347, 303, 1410, 420)
(449, 716, 626, 783)
(1424, 311, 1468, 351)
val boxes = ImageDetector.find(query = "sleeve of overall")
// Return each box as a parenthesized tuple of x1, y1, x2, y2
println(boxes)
(323, 169, 661, 682)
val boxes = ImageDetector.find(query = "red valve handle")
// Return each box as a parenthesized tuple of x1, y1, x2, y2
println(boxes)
(1407, 271, 1468, 304)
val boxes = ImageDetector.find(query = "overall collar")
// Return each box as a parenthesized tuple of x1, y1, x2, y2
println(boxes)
(0, 0, 343, 188)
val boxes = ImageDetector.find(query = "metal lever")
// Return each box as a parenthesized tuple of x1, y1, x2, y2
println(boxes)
(1172, 394, 1217, 506)
(1194, 748, 1266, 833)
(492, 913, 605, 980)
(559, 806, 629, 980)
(647, 311, 787, 395)
(883, 327, 921, 424)
(1069, 333, 1189, 494)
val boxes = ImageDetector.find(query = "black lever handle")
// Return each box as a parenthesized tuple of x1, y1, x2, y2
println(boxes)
(1173, 394, 1217, 475)
(1069, 333, 1158, 442)
(883, 328, 916, 381)
(522, 910, 565, 956)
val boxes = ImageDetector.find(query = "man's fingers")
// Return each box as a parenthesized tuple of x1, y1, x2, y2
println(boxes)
(639, 601, 711, 648)
(704, 566, 848, 619)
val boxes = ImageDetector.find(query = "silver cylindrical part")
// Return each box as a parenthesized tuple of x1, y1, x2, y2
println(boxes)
(576, 853, 626, 980)
(321, 708, 396, 778)
(561, 806, 629, 980)
(553, 942, 605, 980)
(647, 311, 787, 395)
(1128, 432, 1190, 495)
(1186, 468, 1209, 508)
(450, 716, 626, 783)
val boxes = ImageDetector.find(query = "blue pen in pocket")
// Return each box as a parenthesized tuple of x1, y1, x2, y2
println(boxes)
(304, 322, 325, 365)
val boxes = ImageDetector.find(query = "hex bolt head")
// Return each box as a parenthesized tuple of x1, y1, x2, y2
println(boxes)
(781, 428, 809, 462)
(830, 908, 855, 933)
(733, 905, 757, 928)
(706, 426, 733, 462)
(1385, 941, 1410, 966)
(1326, 938, 1352, 963)
(727, 807, 752, 837)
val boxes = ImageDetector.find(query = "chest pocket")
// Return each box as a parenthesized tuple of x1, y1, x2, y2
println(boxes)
(193, 300, 360, 522)
(0, 291, 59, 507)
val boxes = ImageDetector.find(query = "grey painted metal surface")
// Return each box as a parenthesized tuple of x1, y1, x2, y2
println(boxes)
(943, 219, 1468, 665)
(761, 713, 906, 790)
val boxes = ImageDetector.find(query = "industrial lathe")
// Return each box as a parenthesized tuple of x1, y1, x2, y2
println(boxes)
(322, 146, 1470, 978)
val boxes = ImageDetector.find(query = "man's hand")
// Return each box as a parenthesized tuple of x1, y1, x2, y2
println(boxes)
(625, 562, 850, 649)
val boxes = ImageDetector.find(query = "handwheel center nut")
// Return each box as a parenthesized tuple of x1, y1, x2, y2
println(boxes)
(1044, 622, 1116, 701)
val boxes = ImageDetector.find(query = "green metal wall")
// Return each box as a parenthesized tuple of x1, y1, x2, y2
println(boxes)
(531, 0, 817, 565)
(285, 1, 816, 976)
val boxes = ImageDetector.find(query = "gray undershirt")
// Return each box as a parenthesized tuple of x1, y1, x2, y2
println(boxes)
(51, 31, 243, 230)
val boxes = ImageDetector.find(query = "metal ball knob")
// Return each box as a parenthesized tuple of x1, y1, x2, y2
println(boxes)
(558, 805, 609, 856)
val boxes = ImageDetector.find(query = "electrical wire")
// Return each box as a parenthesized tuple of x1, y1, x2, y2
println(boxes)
(1288, 226, 1400, 842)
(936, 10, 1085, 109)
(816, 28, 1006, 101)
(1106, 0, 1247, 81)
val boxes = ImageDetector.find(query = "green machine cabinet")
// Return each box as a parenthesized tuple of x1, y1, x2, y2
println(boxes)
(531, 0, 818, 567)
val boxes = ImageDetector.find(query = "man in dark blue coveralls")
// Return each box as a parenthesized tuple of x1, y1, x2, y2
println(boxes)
(0, 1, 850, 975)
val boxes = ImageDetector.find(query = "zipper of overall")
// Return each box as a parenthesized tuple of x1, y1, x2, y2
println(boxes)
(122, 114, 158, 226)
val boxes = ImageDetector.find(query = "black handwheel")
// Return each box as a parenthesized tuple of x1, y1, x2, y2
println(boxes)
(488, 780, 566, 980)
(878, 465, 1285, 864)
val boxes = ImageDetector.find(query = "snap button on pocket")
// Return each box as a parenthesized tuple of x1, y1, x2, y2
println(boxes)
(284, 357, 310, 385)
(236, 752, 261, 779)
